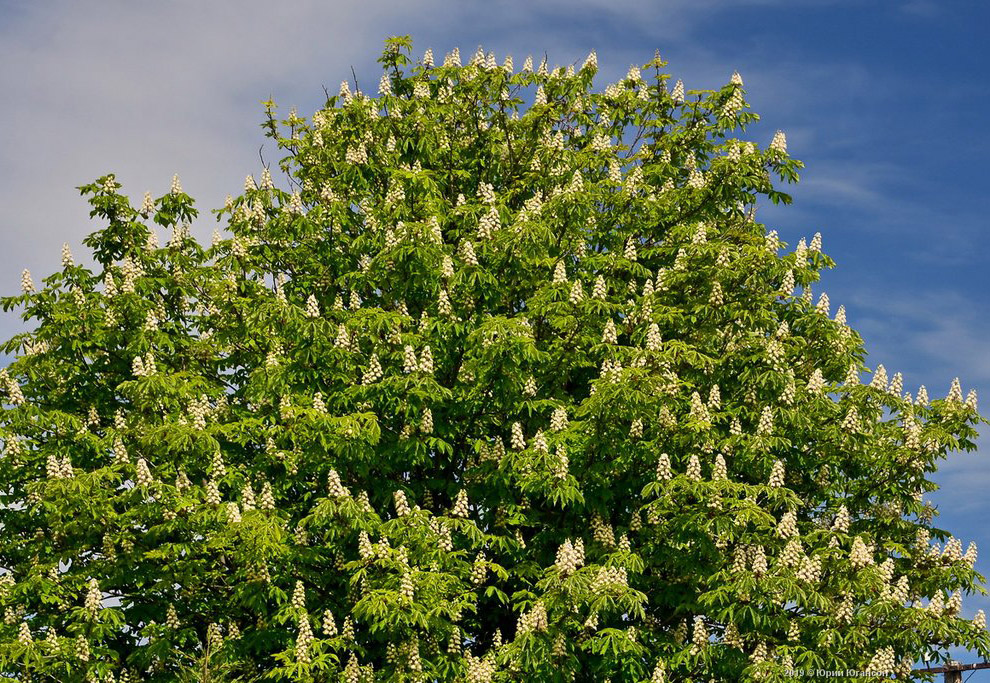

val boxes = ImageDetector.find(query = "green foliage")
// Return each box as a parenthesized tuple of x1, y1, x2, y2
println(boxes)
(0, 37, 987, 682)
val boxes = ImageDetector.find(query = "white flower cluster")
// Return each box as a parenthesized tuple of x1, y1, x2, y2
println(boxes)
(510, 422, 526, 450)
(226, 502, 242, 524)
(645, 323, 662, 351)
(135, 458, 154, 487)
(885, 575, 909, 604)
(555, 538, 585, 576)
(205, 479, 221, 505)
(835, 594, 854, 623)
(75, 634, 90, 662)
(210, 450, 226, 478)
(17, 622, 31, 645)
(722, 84, 744, 118)
(779, 270, 794, 297)
(532, 429, 548, 453)
(327, 470, 350, 498)
(131, 352, 156, 377)
(768, 460, 785, 488)
(429, 519, 453, 552)
(777, 511, 798, 538)
(295, 616, 314, 666)
(187, 395, 210, 430)
(0, 369, 24, 405)
(590, 514, 616, 547)
(452, 489, 469, 517)
(590, 566, 628, 594)
(358, 531, 374, 561)
(478, 181, 496, 205)
(292, 580, 306, 610)
(84, 578, 101, 617)
(781, 538, 803, 567)
(779, 377, 796, 405)
(437, 289, 455, 317)
(550, 406, 568, 432)
(943, 537, 962, 561)
(832, 505, 850, 533)
(769, 130, 787, 154)
(965, 541, 978, 567)
(865, 646, 895, 675)
(947, 377, 963, 403)
(166, 603, 180, 630)
(928, 591, 945, 614)
(60, 242, 75, 269)
(477, 206, 500, 240)
(841, 406, 860, 433)
(592, 275, 607, 299)
(403, 345, 418, 374)
(711, 454, 727, 481)
(321, 609, 337, 636)
(947, 588, 963, 614)
(516, 601, 548, 635)
(344, 654, 361, 683)
(21, 268, 35, 294)
(523, 375, 537, 397)
(599, 358, 624, 384)
(623, 239, 638, 261)
(756, 406, 774, 435)
(691, 615, 708, 652)
(465, 653, 496, 683)
(796, 555, 822, 583)
(393, 490, 411, 517)
(419, 346, 434, 374)
(656, 453, 673, 481)
(686, 454, 702, 481)
(881, 369, 901, 396)
(305, 295, 320, 318)
(868, 364, 888, 392)
(46, 453, 73, 480)
(141, 191, 155, 216)
(207, 622, 223, 651)
(689, 392, 710, 423)
(471, 552, 487, 585)
(850, 537, 874, 568)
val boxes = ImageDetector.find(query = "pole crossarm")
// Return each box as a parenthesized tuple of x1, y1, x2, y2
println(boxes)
(911, 661, 990, 674)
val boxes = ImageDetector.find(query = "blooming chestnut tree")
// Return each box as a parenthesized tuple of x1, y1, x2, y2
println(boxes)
(0, 35, 987, 682)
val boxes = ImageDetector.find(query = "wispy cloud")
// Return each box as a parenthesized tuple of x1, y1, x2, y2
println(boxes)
(848, 288, 990, 385)
(0, 0, 847, 337)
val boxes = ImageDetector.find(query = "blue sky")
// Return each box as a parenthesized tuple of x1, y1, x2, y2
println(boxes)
(1, 0, 988, 675)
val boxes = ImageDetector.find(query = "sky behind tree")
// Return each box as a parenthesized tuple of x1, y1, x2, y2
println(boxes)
(1, 0, 987, 674)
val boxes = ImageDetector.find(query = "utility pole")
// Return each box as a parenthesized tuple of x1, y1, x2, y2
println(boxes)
(912, 660, 990, 681)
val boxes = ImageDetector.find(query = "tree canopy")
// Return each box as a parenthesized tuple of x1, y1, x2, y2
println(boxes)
(0, 35, 987, 682)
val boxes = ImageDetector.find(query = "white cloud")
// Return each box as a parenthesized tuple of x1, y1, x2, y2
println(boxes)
(848, 288, 990, 385)
(0, 0, 818, 337)
(0, 1, 435, 283)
